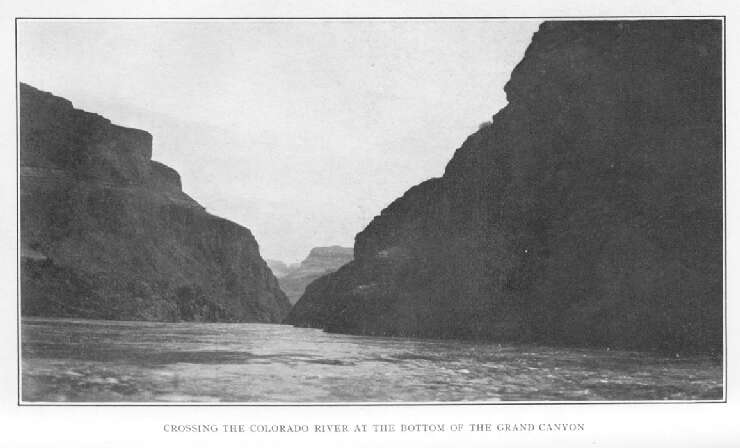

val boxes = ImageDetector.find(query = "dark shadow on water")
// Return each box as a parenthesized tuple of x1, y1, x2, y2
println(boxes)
(23, 342, 363, 368)
(303, 359, 356, 366)
(24, 343, 280, 366)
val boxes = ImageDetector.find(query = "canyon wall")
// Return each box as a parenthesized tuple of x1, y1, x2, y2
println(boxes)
(20, 83, 291, 322)
(286, 20, 723, 354)
(269, 246, 353, 304)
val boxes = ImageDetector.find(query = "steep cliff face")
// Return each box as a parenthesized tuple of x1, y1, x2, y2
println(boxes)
(20, 83, 291, 322)
(269, 246, 353, 304)
(286, 20, 723, 354)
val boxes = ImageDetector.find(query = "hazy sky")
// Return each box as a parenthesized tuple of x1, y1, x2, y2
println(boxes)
(18, 19, 540, 263)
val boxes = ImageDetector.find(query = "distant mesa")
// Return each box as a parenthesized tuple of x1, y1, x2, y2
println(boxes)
(285, 20, 723, 355)
(20, 82, 291, 323)
(269, 246, 353, 304)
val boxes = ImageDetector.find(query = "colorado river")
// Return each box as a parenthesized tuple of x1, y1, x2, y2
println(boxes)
(21, 317, 723, 402)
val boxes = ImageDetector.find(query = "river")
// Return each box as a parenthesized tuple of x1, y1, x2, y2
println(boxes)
(21, 317, 723, 403)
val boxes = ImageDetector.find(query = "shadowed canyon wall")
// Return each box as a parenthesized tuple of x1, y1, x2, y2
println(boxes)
(20, 83, 291, 322)
(286, 20, 723, 354)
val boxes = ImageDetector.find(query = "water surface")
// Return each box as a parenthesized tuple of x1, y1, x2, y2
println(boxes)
(21, 317, 723, 402)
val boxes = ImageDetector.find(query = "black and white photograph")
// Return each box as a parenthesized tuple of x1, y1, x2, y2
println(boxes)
(2, 1, 740, 446)
(16, 17, 725, 404)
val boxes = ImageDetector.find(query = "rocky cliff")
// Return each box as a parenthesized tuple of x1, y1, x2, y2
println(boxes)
(286, 20, 723, 354)
(269, 246, 353, 304)
(20, 83, 291, 322)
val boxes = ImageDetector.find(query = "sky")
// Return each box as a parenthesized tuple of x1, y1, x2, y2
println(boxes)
(18, 19, 541, 263)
